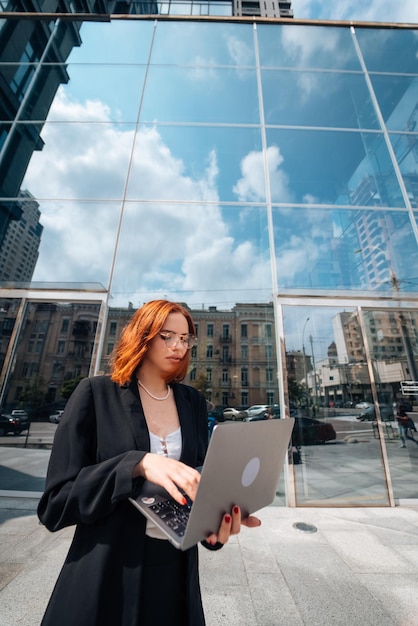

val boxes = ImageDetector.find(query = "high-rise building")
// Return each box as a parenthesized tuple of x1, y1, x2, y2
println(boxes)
(0, 190, 43, 282)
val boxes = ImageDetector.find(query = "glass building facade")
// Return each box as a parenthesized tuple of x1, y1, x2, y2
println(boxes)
(1, 10, 418, 506)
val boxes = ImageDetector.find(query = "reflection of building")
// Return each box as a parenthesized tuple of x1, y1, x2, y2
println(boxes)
(309, 310, 418, 406)
(99, 302, 278, 407)
(0, 5, 85, 245)
(3, 301, 100, 415)
(0, 190, 43, 281)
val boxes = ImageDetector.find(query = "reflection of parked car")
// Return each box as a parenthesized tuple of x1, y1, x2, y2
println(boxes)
(49, 410, 65, 424)
(11, 409, 28, 418)
(0, 413, 30, 435)
(355, 401, 372, 410)
(246, 404, 270, 417)
(357, 404, 393, 422)
(223, 407, 247, 421)
(292, 416, 336, 446)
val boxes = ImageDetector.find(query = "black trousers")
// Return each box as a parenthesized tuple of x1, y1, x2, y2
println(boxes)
(139, 537, 189, 625)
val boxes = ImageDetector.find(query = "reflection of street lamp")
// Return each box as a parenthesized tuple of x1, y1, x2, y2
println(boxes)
(309, 333, 318, 405)
(302, 317, 310, 411)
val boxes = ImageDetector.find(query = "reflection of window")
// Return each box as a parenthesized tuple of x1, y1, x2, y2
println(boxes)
(241, 344, 248, 359)
(266, 367, 273, 383)
(61, 319, 69, 333)
(107, 343, 114, 355)
(241, 367, 248, 385)
(241, 391, 248, 406)
(207, 323, 213, 337)
(206, 344, 213, 358)
(57, 340, 65, 354)
(241, 324, 247, 337)
(222, 346, 229, 361)
(206, 368, 212, 382)
(267, 392, 274, 405)
(266, 345, 273, 358)
(222, 368, 228, 383)
(191, 345, 197, 358)
(222, 324, 229, 338)
(109, 321, 117, 336)
(190, 367, 196, 381)
(195, 323, 199, 336)
(265, 324, 272, 338)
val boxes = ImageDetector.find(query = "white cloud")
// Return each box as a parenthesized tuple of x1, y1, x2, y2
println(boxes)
(291, 0, 418, 23)
(23, 91, 272, 307)
(233, 145, 293, 203)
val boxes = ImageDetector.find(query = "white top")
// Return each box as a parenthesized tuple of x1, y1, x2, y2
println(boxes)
(145, 427, 182, 540)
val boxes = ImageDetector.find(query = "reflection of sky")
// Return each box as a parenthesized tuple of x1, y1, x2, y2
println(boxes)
(17, 18, 418, 307)
(291, 1, 418, 24)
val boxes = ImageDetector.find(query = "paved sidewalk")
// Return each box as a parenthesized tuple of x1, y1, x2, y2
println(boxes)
(1, 494, 418, 625)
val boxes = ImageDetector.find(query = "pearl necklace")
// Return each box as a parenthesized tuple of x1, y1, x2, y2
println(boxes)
(137, 378, 171, 401)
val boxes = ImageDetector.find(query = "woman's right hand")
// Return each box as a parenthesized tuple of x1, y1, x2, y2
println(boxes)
(133, 453, 201, 505)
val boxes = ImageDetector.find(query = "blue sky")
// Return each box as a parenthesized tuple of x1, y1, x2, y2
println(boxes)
(291, 0, 418, 23)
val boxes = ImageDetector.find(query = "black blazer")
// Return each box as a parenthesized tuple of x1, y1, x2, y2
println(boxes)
(38, 375, 208, 626)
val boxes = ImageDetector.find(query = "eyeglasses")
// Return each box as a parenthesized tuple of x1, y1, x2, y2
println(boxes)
(159, 331, 197, 350)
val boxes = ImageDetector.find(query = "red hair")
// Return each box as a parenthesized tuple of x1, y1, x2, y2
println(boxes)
(110, 300, 195, 386)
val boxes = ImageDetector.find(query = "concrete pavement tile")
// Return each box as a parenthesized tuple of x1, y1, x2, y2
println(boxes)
(0, 563, 24, 591)
(357, 573, 418, 626)
(0, 534, 72, 626)
(202, 586, 257, 626)
(393, 545, 418, 569)
(245, 570, 304, 626)
(199, 542, 247, 589)
(323, 530, 416, 573)
(270, 544, 394, 626)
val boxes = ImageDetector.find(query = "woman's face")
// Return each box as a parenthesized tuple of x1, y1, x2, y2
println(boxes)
(142, 312, 189, 376)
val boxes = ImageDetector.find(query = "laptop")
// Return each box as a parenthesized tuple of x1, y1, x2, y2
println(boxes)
(129, 417, 294, 551)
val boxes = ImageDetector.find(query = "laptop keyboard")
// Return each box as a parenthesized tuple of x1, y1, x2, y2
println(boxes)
(149, 495, 192, 537)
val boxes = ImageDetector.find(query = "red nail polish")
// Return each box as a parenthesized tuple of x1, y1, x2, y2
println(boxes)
(225, 514, 231, 523)
(182, 497, 187, 505)
(234, 506, 239, 515)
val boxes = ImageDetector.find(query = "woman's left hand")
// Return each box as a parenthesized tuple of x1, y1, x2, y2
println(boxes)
(205, 505, 261, 546)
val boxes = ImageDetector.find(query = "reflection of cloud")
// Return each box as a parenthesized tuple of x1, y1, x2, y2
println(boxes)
(23, 91, 271, 307)
(233, 146, 292, 203)
(292, 0, 418, 22)
(225, 34, 253, 66)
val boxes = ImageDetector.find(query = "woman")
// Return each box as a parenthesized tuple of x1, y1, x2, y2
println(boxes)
(38, 300, 260, 626)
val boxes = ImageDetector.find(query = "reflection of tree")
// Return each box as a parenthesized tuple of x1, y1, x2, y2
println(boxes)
(18, 377, 46, 418)
(60, 376, 83, 400)
(191, 373, 209, 399)
(288, 378, 304, 406)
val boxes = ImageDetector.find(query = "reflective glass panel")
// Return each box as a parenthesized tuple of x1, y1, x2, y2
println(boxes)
(21, 122, 137, 200)
(282, 304, 390, 506)
(389, 134, 418, 208)
(140, 66, 259, 124)
(262, 70, 378, 129)
(361, 307, 418, 500)
(65, 21, 155, 64)
(1, 200, 122, 286)
(0, 63, 146, 123)
(151, 21, 255, 65)
(265, 129, 405, 207)
(273, 208, 418, 292)
(126, 125, 264, 203)
(371, 74, 418, 132)
(110, 203, 271, 308)
(257, 25, 361, 70)
(356, 28, 418, 74)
